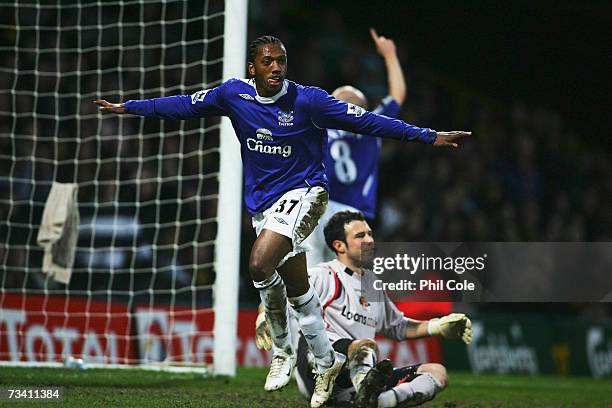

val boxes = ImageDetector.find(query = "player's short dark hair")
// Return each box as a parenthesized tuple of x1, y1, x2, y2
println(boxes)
(324, 211, 366, 253)
(248, 35, 284, 63)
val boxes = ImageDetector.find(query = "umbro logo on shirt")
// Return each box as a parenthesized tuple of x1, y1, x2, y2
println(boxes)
(239, 93, 254, 100)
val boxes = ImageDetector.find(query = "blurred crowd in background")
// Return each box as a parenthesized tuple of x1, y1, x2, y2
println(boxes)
(247, 3, 611, 243)
(0, 2, 609, 312)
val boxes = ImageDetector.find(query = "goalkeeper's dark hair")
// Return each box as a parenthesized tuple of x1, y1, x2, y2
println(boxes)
(248, 35, 284, 63)
(324, 211, 366, 253)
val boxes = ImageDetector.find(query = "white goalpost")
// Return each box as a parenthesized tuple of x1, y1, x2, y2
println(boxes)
(0, 0, 246, 375)
(214, 0, 247, 377)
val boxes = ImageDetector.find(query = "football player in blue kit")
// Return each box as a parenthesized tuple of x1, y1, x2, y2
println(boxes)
(95, 35, 470, 408)
(305, 28, 407, 266)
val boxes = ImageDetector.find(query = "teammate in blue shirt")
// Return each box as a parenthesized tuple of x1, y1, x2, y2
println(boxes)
(305, 28, 407, 266)
(94, 35, 469, 408)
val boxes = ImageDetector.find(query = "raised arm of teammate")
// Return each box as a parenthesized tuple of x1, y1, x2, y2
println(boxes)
(368, 29, 468, 147)
(370, 28, 406, 106)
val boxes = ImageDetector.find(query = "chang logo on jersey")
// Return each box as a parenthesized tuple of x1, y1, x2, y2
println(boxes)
(277, 110, 294, 126)
(247, 128, 292, 157)
(191, 90, 209, 104)
(340, 305, 376, 328)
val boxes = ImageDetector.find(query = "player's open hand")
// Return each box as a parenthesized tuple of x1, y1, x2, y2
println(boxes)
(255, 311, 273, 350)
(433, 131, 471, 148)
(370, 28, 397, 59)
(94, 100, 125, 114)
(429, 313, 473, 344)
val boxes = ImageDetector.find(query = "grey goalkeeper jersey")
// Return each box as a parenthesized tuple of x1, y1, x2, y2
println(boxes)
(309, 259, 412, 343)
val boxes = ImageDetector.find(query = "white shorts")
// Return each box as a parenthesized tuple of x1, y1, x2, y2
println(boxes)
(252, 186, 328, 267)
(303, 200, 360, 267)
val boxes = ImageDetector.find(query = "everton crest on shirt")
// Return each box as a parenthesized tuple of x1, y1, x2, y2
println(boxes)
(277, 110, 294, 126)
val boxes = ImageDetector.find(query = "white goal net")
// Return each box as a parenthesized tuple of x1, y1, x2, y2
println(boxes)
(0, 0, 245, 375)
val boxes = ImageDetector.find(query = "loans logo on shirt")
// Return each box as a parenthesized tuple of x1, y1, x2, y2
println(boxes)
(277, 110, 294, 126)
(346, 103, 365, 118)
(191, 90, 210, 104)
(340, 305, 376, 328)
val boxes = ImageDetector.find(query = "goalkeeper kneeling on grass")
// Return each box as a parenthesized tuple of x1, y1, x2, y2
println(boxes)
(256, 211, 472, 408)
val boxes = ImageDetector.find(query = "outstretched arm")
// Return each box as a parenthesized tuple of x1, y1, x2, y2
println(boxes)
(402, 318, 430, 338)
(310, 87, 470, 147)
(387, 314, 473, 343)
(370, 28, 406, 106)
(381, 295, 471, 343)
(402, 314, 473, 344)
(93, 86, 228, 120)
(95, 96, 201, 119)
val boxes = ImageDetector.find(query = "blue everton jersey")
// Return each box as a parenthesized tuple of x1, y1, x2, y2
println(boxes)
(124, 79, 435, 214)
(325, 96, 400, 219)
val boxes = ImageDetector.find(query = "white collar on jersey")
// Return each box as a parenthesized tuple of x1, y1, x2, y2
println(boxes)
(329, 259, 362, 278)
(240, 78, 288, 104)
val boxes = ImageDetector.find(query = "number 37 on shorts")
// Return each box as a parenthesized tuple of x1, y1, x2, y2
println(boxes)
(252, 186, 328, 246)
(275, 199, 300, 215)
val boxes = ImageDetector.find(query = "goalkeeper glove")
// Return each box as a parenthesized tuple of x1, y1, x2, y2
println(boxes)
(428, 313, 473, 344)
(255, 311, 273, 350)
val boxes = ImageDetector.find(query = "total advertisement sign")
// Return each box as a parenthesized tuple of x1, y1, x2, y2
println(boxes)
(1, 294, 441, 367)
(0, 294, 132, 364)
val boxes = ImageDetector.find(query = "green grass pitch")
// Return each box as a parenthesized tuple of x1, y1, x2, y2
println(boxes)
(0, 367, 610, 407)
